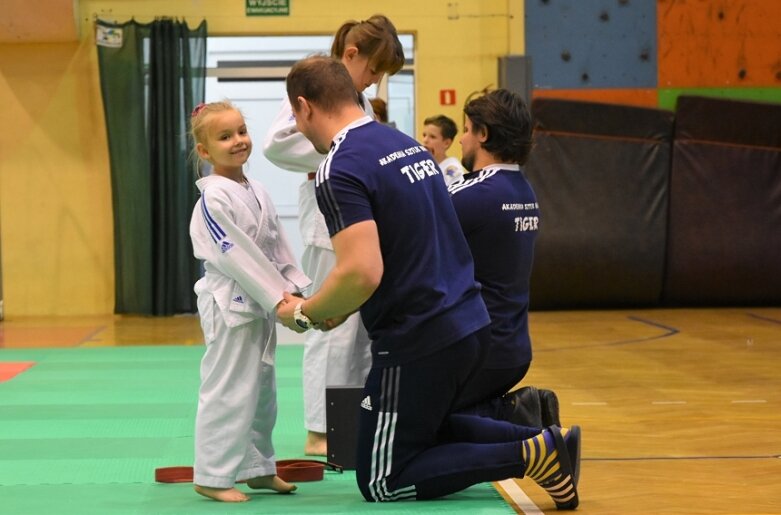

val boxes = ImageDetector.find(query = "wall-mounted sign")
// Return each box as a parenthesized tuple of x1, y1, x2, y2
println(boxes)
(96, 24, 123, 48)
(246, 0, 290, 16)
(439, 89, 456, 106)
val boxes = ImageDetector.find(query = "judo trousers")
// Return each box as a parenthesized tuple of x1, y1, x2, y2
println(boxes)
(301, 244, 372, 433)
(193, 295, 278, 488)
(355, 328, 540, 501)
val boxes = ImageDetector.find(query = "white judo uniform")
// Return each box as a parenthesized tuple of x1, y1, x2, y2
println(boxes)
(263, 96, 373, 434)
(189, 174, 310, 488)
(439, 156, 466, 187)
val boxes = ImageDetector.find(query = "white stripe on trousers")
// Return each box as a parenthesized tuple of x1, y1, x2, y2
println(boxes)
(367, 366, 417, 501)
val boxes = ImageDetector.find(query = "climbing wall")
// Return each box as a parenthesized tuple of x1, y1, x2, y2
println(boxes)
(658, 0, 781, 88)
(526, 0, 658, 107)
(525, 0, 781, 109)
(658, 0, 781, 108)
(526, 0, 657, 89)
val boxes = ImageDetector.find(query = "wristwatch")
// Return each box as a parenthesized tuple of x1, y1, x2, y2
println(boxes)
(293, 302, 314, 330)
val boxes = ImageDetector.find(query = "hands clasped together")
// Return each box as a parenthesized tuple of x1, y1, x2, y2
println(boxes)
(276, 292, 348, 333)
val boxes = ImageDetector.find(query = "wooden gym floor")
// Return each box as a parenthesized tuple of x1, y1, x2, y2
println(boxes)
(1, 307, 780, 514)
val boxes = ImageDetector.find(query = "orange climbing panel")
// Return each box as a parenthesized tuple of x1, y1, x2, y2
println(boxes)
(658, 0, 781, 87)
(532, 88, 659, 108)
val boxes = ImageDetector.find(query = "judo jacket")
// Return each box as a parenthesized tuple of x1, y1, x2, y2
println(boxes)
(190, 174, 310, 328)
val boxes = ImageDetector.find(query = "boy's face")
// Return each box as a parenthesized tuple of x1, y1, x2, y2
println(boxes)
(421, 124, 452, 162)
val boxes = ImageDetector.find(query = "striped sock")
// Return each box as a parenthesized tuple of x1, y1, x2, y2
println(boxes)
(522, 427, 578, 510)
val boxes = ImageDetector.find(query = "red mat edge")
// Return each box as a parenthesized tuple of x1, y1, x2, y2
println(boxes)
(0, 361, 36, 382)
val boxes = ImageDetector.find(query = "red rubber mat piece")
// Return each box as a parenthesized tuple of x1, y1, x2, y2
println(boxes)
(0, 362, 36, 382)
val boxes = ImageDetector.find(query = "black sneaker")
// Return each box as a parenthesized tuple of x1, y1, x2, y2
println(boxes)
(503, 386, 542, 427)
(539, 388, 562, 427)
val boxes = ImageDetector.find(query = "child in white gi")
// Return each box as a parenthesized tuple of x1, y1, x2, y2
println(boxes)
(421, 114, 467, 186)
(189, 101, 310, 502)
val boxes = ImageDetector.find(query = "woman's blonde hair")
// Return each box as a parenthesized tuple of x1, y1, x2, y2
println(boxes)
(330, 14, 405, 76)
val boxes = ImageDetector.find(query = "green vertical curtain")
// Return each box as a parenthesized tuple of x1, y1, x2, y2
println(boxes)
(96, 18, 206, 315)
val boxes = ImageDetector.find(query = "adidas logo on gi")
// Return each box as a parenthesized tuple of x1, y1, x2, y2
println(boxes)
(360, 396, 372, 411)
(220, 241, 234, 253)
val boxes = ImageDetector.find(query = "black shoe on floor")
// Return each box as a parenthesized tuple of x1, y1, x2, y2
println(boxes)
(539, 388, 562, 427)
(503, 386, 542, 427)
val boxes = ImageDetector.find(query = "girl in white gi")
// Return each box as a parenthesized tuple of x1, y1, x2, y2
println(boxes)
(189, 101, 310, 502)
(263, 14, 405, 456)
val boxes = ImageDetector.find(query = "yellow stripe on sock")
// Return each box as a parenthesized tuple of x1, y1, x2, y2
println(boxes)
(526, 433, 561, 480)
(523, 435, 543, 477)
(535, 450, 560, 482)
(523, 437, 538, 475)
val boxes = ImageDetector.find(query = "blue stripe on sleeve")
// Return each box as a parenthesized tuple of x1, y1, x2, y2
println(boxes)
(200, 194, 226, 242)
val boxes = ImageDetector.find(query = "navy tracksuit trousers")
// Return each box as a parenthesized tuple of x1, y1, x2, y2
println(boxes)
(355, 328, 540, 501)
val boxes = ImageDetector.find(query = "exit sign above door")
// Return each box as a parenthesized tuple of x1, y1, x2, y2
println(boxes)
(246, 0, 290, 16)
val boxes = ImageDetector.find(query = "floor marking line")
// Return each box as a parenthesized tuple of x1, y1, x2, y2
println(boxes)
(627, 315, 680, 336)
(539, 315, 680, 352)
(746, 312, 781, 325)
(497, 479, 544, 515)
(731, 399, 767, 404)
(77, 325, 108, 346)
(651, 400, 687, 405)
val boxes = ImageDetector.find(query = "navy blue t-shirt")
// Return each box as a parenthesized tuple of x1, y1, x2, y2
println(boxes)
(448, 164, 539, 368)
(315, 117, 490, 367)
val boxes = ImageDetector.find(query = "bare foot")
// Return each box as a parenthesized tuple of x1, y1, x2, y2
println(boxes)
(246, 474, 297, 493)
(304, 430, 327, 456)
(194, 485, 249, 502)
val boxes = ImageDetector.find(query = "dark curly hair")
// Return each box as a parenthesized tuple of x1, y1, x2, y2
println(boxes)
(463, 89, 532, 165)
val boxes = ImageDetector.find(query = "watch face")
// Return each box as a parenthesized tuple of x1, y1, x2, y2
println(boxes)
(295, 318, 309, 329)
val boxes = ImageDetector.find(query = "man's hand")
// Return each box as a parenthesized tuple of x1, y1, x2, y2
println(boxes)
(276, 291, 307, 333)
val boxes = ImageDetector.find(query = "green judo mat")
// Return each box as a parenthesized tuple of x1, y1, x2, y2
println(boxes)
(0, 344, 513, 514)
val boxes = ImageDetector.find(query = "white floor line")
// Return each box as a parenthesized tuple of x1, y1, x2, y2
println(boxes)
(497, 479, 544, 515)
(731, 399, 767, 404)
(651, 400, 687, 405)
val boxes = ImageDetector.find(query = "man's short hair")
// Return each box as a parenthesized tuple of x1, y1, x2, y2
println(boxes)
(286, 55, 359, 113)
(423, 115, 458, 141)
(463, 89, 533, 165)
